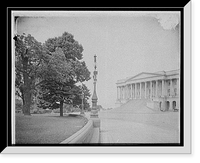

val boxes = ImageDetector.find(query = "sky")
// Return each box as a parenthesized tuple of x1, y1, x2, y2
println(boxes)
(16, 11, 180, 109)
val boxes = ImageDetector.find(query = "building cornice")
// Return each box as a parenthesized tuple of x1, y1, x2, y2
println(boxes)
(116, 69, 180, 85)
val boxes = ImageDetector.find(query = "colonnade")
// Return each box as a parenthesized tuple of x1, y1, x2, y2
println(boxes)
(117, 78, 179, 101)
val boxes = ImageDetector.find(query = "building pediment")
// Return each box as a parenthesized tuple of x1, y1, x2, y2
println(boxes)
(126, 72, 164, 82)
(116, 70, 179, 85)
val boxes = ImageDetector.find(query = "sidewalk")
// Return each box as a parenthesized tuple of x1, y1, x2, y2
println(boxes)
(99, 110, 179, 144)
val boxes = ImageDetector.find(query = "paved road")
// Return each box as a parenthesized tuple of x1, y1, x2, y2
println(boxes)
(99, 109, 180, 144)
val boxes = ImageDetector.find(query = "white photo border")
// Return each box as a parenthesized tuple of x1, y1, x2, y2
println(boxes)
(3, 3, 191, 153)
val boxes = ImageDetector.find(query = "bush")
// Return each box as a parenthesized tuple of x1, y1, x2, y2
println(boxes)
(32, 108, 38, 114)
(15, 99, 23, 111)
(53, 108, 60, 113)
(71, 107, 81, 112)
(53, 108, 67, 113)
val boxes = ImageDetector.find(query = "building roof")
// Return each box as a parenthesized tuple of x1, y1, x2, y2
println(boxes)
(116, 69, 179, 84)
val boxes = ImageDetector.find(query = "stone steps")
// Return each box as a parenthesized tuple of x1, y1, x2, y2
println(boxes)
(112, 99, 154, 114)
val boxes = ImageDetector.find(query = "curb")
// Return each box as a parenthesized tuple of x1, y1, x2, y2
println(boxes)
(60, 115, 100, 144)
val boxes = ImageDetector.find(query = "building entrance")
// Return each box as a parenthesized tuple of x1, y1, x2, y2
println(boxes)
(159, 102, 162, 111)
(173, 101, 176, 110)
(166, 101, 170, 111)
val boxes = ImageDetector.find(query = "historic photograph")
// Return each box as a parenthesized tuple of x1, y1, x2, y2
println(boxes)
(13, 10, 181, 145)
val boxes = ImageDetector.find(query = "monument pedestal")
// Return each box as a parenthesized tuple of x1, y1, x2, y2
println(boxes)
(90, 107, 100, 128)
(90, 117, 100, 128)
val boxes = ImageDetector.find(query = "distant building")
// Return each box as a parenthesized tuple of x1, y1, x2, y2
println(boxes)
(116, 69, 180, 111)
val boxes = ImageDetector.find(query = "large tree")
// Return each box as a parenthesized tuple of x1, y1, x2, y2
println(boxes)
(38, 32, 91, 116)
(15, 33, 45, 115)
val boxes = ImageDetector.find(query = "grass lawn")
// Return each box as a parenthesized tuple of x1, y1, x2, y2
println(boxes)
(15, 113, 88, 144)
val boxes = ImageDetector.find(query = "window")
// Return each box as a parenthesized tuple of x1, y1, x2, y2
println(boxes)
(174, 80, 177, 85)
(174, 88, 177, 96)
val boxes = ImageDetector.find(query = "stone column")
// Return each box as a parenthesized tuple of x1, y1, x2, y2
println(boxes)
(118, 86, 120, 100)
(177, 78, 179, 96)
(156, 80, 158, 97)
(117, 87, 119, 100)
(119, 87, 121, 100)
(135, 83, 137, 99)
(152, 81, 154, 97)
(140, 82, 142, 99)
(126, 85, 128, 100)
(130, 84, 132, 99)
(144, 82, 146, 99)
(124, 86, 125, 99)
(120, 86, 121, 100)
(121, 86, 123, 100)
(162, 80, 165, 96)
(121, 86, 124, 100)
(124, 85, 127, 100)
(136, 84, 137, 99)
(123, 86, 126, 100)
(127, 85, 129, 99)
(134, 83, 137, 99)
(118, 87, 120, 100)
(132, 84, 134, 99)
(150, 81, 152, 99)
(126, 85, 128, 99)
(170, 79, 173, 96)
(124, 86, 125, 100)
(130, 84, 133, 99)
(123, 86, 125, 99)
(117, 86, 119, 100)
(120, 87, 122, 100)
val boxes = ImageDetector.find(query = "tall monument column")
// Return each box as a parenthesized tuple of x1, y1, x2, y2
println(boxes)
(90, 55, 100, 128)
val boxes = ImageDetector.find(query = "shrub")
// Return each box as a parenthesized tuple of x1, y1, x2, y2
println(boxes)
(15, 99, 23, 111)
(53, 108, 67, 113)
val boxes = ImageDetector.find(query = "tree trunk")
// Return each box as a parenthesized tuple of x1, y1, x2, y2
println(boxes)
(23, 89, 31, 115)
(22, 91, 25, 106)
(22, 56, 31, 115)
(60, 100, 64, 116)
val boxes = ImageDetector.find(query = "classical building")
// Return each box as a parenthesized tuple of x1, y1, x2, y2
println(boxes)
(116, 69, 180, 111)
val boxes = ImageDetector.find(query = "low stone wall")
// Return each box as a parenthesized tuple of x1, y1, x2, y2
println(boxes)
(60, 119, 100, 144)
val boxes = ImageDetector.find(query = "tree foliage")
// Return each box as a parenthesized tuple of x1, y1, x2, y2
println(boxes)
(72, 84, 91, 110)
(15, 32, 91, 116)
(15, 33, 45, 115)
(37, 32, 91, 116)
